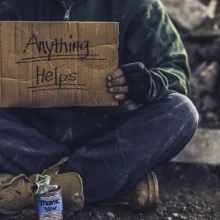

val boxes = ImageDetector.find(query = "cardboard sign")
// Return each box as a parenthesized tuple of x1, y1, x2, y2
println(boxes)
(0, 21, 119, 107)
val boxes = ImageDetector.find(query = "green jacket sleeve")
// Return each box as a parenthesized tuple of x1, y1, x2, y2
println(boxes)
(124, 0, 190, 103)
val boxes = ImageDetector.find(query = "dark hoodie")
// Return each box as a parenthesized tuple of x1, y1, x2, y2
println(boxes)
(0, 0, 191, 145)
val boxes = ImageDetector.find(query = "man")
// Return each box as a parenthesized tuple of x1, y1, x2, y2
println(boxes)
(0, 0, 198, 215)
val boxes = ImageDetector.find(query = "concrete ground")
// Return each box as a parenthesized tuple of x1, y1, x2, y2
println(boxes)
(173, 128, 220, 165)
(1, 162, 220, 220)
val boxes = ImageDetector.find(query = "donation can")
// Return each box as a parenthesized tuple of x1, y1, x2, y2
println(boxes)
(34, 186, 63, 220)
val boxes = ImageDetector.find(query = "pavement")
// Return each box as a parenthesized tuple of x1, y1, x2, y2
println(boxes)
(1, 162, 220, 220)
(173, 128, 220, 165)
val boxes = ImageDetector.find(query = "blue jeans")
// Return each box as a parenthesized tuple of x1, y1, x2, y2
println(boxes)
(0, 93, 198, 203)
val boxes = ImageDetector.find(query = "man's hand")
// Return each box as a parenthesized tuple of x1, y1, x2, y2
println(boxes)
(107, 68, 128, 101)
(107, 63, 145, 101)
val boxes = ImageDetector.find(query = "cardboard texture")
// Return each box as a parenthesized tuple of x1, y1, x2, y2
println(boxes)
(0, 21, 119, 107)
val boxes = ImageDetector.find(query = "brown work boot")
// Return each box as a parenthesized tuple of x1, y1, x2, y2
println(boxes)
(0, 158, 84, 215)
(104, 171, 159, 212)
(0, 173, 34, 214)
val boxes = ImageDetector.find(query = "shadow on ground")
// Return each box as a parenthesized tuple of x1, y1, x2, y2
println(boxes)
(1, 163, 220, 220)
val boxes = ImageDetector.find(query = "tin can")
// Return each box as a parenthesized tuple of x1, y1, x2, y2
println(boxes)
(34, 186, 63, 220)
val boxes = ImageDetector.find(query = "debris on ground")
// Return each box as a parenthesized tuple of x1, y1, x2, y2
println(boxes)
(172, 213, 179, 217)
(1, 163, 220, 220)
(107, 212, 115, 219)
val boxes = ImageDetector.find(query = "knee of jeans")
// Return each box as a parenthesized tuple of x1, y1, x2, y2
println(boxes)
(170, 93, 199, 133)
(0, 109, 12, 124)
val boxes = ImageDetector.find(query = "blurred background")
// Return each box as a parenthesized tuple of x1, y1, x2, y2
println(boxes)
(161, 0, 220, 166)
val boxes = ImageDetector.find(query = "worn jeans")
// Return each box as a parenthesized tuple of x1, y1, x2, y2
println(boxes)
(0, 93, 198, 203)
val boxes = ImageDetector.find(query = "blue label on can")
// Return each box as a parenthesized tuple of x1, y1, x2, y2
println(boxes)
(37, 196, 63, 214)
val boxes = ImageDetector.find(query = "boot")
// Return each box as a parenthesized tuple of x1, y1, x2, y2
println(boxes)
(0, 157, 84, 215)
(0, 173, 34, 215)
(128, 171, 159, 211)
(104, 171, 159, 212)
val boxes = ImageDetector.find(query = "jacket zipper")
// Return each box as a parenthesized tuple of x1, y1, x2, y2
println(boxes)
(61, 1, 76, 20)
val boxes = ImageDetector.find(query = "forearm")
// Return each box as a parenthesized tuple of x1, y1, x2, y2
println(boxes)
(120, 58, 189, 105)
(122, 0, 190, 105)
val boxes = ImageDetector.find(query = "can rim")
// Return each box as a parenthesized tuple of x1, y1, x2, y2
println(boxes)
(34, 186, 62, 198)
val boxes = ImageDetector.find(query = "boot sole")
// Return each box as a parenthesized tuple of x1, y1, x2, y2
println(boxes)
(147, 171, 159, 209)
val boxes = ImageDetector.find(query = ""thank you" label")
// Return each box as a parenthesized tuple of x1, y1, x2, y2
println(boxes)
(37, 196, 63, 214)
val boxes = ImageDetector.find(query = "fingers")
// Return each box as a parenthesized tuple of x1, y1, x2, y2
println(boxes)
(107, 76, 126, 87)
(115, 94, 126, 101)
(107, 68, 128, 101)
(109, 85, 129, 94)
(107, 68, 124, 81)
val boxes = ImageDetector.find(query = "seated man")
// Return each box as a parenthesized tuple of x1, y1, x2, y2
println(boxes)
(0, 0, 198, 214)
